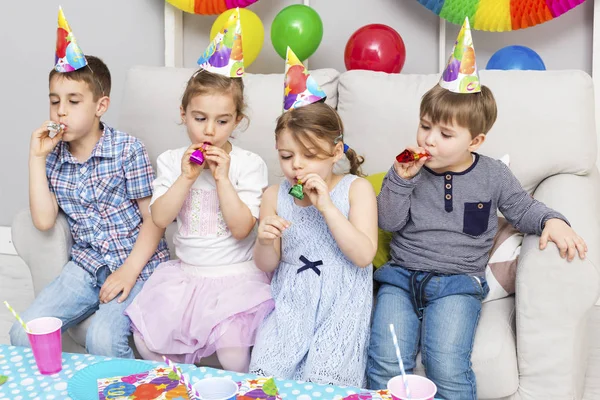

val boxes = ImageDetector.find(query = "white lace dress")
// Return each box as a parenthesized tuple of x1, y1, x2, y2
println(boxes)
(249, 174, 373, 387)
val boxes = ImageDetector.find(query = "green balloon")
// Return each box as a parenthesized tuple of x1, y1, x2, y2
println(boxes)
(271, 5, 323, 61)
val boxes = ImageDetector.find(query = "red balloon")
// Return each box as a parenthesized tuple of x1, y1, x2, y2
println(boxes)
(344, 24, 406, 74)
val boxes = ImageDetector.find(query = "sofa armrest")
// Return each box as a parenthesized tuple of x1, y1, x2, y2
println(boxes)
(514, 171, 600, 400)
(11, 209, 73, 297)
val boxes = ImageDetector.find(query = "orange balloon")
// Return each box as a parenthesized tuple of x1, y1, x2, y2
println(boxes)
(231, 35, 243, 61)
(133, 383, 163, 398)
(460, 47, 476, 74)
(166, 384, 190, 399)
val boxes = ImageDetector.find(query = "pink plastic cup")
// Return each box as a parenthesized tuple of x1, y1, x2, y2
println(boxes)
(26, 317, 63, 374)
(388, 375, 437, 400)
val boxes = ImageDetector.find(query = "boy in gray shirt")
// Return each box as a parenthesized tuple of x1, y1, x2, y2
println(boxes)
(367, 17, 587, 400)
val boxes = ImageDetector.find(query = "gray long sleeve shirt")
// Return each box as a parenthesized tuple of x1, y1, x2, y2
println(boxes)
(378, 153, 568, 276)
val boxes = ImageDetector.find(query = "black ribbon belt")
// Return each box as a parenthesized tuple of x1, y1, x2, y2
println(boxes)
(410, 271, 436, 320)
(297, 255, 323, 276)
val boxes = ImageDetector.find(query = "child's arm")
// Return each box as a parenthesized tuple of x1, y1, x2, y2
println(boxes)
(204, 146, 258, 240)
(99, 141, 168, 304)
(303, 174, 378, 267)
(99, 196, 165, 303)
(151, 144, 204, 229)
(497, 162, 587, 261)
(254, 185, 289, 273)
(151, 175, 195, 228)
(377, 157, 426, 232)
(29, 122, 63, 230)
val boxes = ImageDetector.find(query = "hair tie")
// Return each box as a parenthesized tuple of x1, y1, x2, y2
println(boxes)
(343, 144, 350, 154)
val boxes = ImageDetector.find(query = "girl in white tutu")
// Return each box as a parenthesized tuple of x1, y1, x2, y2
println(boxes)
(126, 19, 273, 372)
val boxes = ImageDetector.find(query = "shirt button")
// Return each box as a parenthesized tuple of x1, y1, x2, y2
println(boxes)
(445, 174, 452, 180)
(445, 194, 452, 200)
(80, 167, 87, 174)
(445, 184, 452, 190)
(104, 254, 111, 261)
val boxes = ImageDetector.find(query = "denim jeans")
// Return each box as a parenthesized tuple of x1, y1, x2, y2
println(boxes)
(9, 261, 143, 358)
(367, 263, 489, 400)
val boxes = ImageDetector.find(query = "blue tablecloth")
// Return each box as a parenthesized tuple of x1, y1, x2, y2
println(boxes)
(0, 344, 372, 400)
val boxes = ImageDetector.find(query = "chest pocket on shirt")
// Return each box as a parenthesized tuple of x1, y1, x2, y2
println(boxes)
(463, 201, 491, 236)
(93, 175, 127, 211)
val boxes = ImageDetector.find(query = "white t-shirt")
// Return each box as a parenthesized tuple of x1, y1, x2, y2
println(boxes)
(150, 145, 268, 266)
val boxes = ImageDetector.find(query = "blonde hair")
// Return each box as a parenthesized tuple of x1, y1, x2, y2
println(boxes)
(275, 102, 365, 176)
(181, 69, 247, 121)
(420, 84, 497, 138)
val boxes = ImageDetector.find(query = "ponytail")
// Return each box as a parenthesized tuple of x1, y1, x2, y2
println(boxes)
(344, 147, 365, 177)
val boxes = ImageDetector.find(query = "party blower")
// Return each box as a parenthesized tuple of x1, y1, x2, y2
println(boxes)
(190, 143, 210, 166)
(396, 149, 430, 164)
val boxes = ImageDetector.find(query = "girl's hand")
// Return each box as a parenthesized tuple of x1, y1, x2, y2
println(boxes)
(257, 215, 291, 246)
(205, 145, 231, 182)
(181, 143, 204, 181)
(393, 146, 429, 180)
(30, 121, 64, 159)
(302, 173, 335, 213)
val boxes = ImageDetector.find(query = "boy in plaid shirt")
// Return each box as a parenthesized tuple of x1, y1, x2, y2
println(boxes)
(9, 55, 169, 358)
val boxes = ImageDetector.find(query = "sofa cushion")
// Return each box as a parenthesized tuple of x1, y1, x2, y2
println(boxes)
(118, 67, 340, 185)
(484, 218, 522, 303)
(413, 297, 518, 399)
(337, 70, 596, 193)
(365, 172, 393, 268)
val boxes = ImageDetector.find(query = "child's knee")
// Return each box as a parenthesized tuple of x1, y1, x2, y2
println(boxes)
(367, 350, 403, 390)
(423, 352, 472, 382)
(368, 338, 397, 365)
(86, 322, 132, 358)
(217, 347, 250, 373)
(133, 333, 163, 362)
(9, 321, 29, 347)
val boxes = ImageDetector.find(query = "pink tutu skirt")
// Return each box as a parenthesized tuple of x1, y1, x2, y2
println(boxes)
(126, 259, 274, 364)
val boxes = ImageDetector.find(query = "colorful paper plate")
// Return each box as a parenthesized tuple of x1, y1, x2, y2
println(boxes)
(68, 359, 155, 400)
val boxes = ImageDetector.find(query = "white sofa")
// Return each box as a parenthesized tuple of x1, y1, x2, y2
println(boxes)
(12, 67, 600, 399)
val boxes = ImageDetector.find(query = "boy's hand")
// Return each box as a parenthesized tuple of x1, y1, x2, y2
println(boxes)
(204, 145, 231, 182)
(302, 173, 335, 213)
(30, 121, 64, 159)
(393, 146, 429, 180)
(540, 219, 587, 261)
(181, 143, 204, 181)
(99, 265, 139, 304)
(257, 215, 290, 246)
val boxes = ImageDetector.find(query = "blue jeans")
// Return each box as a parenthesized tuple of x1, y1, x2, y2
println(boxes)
(367, 264, 488, 400)
(9, 261, 143, 358)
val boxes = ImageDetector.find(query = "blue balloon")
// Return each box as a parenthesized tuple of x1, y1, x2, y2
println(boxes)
(66, 42, 87, 70)
(103, 382, 136, 399)
(306, 76, 326, 98)
(486, 45, 546, 71)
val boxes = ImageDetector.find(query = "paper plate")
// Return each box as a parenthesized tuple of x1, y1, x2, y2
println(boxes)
(68, 359, 155, 400)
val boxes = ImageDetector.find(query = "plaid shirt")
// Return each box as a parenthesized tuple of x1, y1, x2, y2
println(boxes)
(46, 124, 169, 282)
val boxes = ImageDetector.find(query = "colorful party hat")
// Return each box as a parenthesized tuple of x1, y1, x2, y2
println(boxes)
(439, 17, 480, 94)
(283, 47, 327, 112)
(55, 6, 88, 72)
(197, 8, 244, 77)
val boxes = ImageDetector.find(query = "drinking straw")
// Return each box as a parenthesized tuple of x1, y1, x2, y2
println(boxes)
(389, 323, 411, 399)
(162, 355, 201, 399)
(3, 301, 29, 333)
